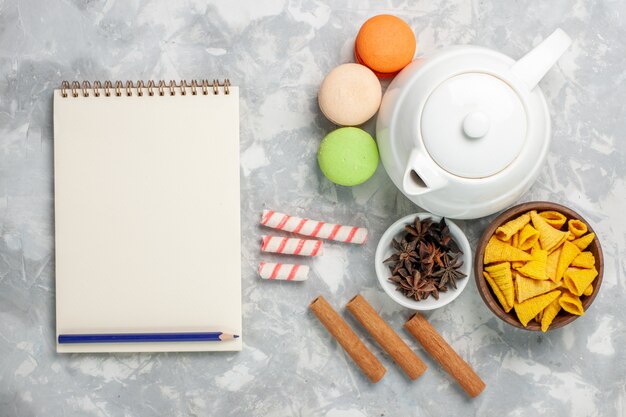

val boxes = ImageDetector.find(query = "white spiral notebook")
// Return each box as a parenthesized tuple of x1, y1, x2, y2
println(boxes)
(53, 80, 241, 352)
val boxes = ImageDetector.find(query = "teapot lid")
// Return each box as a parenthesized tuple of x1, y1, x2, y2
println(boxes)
(421, 72, 527, 178)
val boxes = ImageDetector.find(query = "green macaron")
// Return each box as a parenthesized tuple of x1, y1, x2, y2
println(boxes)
(317, 127, 379, 186)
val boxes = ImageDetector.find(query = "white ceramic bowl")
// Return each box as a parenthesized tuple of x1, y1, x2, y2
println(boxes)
(375, 213, 472, 310)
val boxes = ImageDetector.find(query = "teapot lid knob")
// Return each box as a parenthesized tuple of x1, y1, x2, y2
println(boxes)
(463, 111, 490, 139)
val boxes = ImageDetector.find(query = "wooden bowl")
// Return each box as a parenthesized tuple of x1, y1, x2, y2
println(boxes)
(474, 201, 603, 331)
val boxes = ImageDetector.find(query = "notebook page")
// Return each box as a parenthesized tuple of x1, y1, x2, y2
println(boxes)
(53, 87, 241, 352)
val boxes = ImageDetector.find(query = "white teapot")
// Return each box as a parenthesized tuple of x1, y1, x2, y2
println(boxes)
(376, 29, 571, 219)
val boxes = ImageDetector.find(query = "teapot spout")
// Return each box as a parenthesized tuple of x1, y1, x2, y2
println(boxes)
(402, 149, 447, 196)
(511, 28, 572, 90)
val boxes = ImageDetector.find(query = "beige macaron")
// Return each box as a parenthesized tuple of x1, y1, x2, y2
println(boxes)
(318, 63, 382, 126)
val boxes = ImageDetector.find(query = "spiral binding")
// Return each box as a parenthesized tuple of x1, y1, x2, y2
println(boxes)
(60, 79, 231, 98)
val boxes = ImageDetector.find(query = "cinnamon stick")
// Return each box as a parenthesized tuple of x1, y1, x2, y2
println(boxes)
(346, 295, 427, 380)
(310, 295, 386, 383)
(404, 312, 485, 397)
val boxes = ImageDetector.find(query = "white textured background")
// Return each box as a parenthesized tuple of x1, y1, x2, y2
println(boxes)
(0, 0, 625, 416)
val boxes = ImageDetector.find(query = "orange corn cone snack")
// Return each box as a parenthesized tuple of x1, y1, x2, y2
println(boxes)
(540, 298, 562, 332)
(546, 247, 561, 282)
(514, 290, 561, 327)
(515, 247, 548, 280)
(564, 267, 598, 296)
(495, 213, 531, 241)
(538, 210, 567, 229)
(530, 211, 568, 253)
(559, 292, 584, 316)
(571, 233, 595, 251)
(567, 219, 588, 238)
(515, 273, 559, 303)
(571, 251, 595, 269)
(555, 241, 581, 281)
(485, 262, 514, 308)
(484, 236, 533, 264)
(518, 224, 540, 251)
(483, 271, 513, 312)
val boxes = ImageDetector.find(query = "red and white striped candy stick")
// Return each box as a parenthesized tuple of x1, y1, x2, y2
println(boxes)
(258, 262, 309, 281)
(261, 235, 323, 256)
(260, 210, 368, 244)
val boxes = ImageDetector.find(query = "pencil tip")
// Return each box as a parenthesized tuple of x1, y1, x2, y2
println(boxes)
(234, 334, 240, 339)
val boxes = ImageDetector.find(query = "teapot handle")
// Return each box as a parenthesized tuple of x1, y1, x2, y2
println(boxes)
(511, 28, 572, 90)
(402, 149, 447, 196)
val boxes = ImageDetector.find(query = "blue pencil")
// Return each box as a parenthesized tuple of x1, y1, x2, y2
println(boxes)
(58, 332, 239, 344)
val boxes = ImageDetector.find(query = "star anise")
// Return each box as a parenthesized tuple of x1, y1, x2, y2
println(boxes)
(389, 268, 416, 296)
(419, 241, 442, 275)
(385, 215, 467, 302)
(433, 247, 446, 268)
(425, 281, 440, 300)
(384, 238, 417, 273)
(389, 269, 439, 301)
(415, 273, 439, 301)
(431, 253, 466, 289)
(432, 218, 461, 254)
(404, 217, 435, 243)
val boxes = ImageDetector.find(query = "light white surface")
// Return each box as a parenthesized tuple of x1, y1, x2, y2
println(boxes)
(1, 2, 625, 416)
(53, 87, 242, 352)
(374, 213, 471, 310)
(421, 73, 527, 178)
(377, 29, 569, 218)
